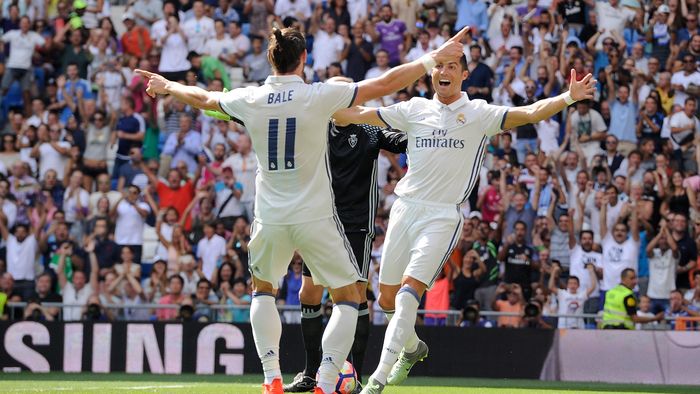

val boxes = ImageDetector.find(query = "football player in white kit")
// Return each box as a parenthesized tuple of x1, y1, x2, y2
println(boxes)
(135, 26, 469, 394)
(335, 57, 596, 393)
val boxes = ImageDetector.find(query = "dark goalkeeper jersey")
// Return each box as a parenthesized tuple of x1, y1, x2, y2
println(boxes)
(328, 123, 407, 233)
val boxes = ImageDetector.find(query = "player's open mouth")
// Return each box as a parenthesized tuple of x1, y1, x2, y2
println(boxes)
(439, 79, 451, 87)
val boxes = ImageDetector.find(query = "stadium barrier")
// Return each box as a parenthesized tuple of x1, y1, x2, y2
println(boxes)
(541, 329, 700, 385)
(0, 321, 554, 379)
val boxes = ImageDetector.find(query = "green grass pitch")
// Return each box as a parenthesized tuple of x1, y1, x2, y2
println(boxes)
(1, 373, 697, 393)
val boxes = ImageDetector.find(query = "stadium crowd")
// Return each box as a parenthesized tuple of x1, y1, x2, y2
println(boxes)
(0, 0, 700, 330)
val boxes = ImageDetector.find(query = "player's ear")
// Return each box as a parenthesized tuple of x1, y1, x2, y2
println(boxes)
(461, 69, 468, 81)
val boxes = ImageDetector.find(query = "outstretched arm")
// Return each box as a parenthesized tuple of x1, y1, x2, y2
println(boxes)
(502, 70, 596, 130)
(353, 27, 470, 105)
(136, 69, 225, 112)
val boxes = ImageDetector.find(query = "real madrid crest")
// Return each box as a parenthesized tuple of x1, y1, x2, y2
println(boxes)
(457, 113, 466, 125)
(349, 134, 358, 148)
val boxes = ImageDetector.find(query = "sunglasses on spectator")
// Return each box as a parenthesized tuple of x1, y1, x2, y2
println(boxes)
(606, 140, 617, 144)
(684, 59, 695, 63)
(603, 41, 613, 46)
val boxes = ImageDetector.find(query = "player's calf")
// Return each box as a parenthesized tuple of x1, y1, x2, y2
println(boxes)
(315, 284, 361, 394)
(251, 277, 283, 389)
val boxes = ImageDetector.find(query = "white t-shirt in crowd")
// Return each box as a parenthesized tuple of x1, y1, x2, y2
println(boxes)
(535, 118, 560, 155)
(197, 234, 227, 280)
(61, 282, 93, 321)
(38, 141, 71, 181)
(647, 248, 678, 299)
(6, 234, 38, 281)
(601, 233, 639, 291)
(114, 200, 151, 245)
(1, 30, 45, 69)
(203, 36, 235, 59)
(312, 30, 345, 71)
(569, 245, 602, 297)
(222, 152, 258, 203)
(556, 288, 588, 329)
(159, 32, 191, 73)
(671, 71, 700, 106)
(182, 16, 215, 52)
(63, 188, 90, 223)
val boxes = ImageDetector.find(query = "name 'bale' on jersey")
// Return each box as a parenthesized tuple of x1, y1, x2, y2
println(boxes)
(377, 93, 508, 205)
(219, 75, 358, 224)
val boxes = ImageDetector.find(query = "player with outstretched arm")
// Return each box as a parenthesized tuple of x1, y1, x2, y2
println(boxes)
(136, 26, 468, 394)
(334, 59, 596, 394)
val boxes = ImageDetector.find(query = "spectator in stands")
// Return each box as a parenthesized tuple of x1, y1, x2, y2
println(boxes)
(242, 35, 271, 83)
(192, 278, 218, 321)
(183, 0, 215, 51)
(451, 250, 486, 312)
(549, 263, 597, 329)
(180, 253, 204, 294)
(646, 224, 679, 313)
(196, 221, 227, 281)
(111, 184, 150, 263)
(111, 97, 144, 181)
(499, 221, 536, 299)
(665, 289, 700, 329)
(492, 282, 525, 328)
(685, 271, 700, 308)
(162, 114, 202, 175)
(143, 259, 168, 304)
(91, 217, 120, 277)
(117, 147, 148, 193)
(0, 209, 44, 300)
(670, 213, 697, 290)
(369, 4, 409, 66)
(56, 240, 99, 321)
(32, 125, 71, 183)
(157, 274, 187, 320)
(218, 277, 251, 323)
(143, 165, 195, 227)
(278, 254, 303, 323)
(459, 300, 493, 328)
(29, 273, 61, 320)
(132, 0, 164, 27)
(1, 16, 45, 115)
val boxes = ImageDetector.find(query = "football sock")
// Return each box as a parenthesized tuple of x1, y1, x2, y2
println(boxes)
(371, 286, 420, 385)
(251, 292, 282, 384)
(301, 303, 324, 379)
(317, 302, 359, 394)
(351, 302, 370, 383)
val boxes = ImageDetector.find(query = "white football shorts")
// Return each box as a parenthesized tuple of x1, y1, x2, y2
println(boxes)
(248, 217, 362, 289)
(379, 197, 464, 289)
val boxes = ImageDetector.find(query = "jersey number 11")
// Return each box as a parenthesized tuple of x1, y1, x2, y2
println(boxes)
(267, 117, 296, 171)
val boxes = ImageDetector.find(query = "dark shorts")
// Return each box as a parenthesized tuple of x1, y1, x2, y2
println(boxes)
(82, 162, 109, 178)
(1, 68, 33, 91)
(303, 231, 372, 281)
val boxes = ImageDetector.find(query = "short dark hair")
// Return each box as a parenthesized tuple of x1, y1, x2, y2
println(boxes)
(568, 275, 580, 285)
(169, 275, 185, 286)
(621, 268, 636, 279)
(580, 230, 594, 239)
(514, 220, 527, 229)
(267, 27, 306, 74)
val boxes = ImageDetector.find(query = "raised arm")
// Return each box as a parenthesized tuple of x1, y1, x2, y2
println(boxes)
(352, 26, 469, 106)
(502, 70, 595, 130)
(629, 199, 640, 242)
(585, 264, 598, 297)
(600, 195, 609, 240)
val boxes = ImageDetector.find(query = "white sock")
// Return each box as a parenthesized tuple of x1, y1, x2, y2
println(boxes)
(317, 303, 359, 393)
(371, 287, 420, 384)
(251, 292, 282, 384)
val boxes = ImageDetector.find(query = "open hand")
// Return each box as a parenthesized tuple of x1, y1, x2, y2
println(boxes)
(568, 69, 596, 101)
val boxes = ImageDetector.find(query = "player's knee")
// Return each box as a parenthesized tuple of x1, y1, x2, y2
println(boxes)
(330, 283, 361, 305)
(252, 276, 275, 295)
(299, 284, 324, 305)
(377, 293, 395, 312)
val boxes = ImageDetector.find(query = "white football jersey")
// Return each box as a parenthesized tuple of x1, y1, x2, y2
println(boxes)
(378, 93, 508, 205)
(219, 75, 357, 224)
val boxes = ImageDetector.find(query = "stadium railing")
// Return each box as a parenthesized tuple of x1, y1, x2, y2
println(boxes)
(6, 301, 688, 329)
